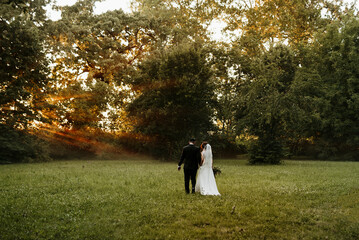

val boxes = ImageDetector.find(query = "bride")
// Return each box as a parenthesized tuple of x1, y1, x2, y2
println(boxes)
(195, 142, 220, 196)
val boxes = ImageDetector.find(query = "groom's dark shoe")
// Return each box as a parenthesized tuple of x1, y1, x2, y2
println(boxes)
(192, 188, 195, 194)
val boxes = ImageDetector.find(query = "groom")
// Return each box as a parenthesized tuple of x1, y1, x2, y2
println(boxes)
(178, 138, 201, 194)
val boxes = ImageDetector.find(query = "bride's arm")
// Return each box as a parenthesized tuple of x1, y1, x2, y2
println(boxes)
(200, 153, 204, 166)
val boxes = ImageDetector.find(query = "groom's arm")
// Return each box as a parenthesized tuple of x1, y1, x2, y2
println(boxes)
(178, 148, 186, 170)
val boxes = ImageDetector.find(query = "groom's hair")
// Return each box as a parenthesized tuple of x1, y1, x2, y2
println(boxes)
(189, 138, 196, 142)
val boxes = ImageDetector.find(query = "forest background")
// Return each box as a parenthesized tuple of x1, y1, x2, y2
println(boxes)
(1, 0, 359, 164)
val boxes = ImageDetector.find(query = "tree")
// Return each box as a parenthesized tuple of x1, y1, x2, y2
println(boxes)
(0, 0, 50, 128)
(205, 44, 245, 157)
(46, 0, 162, 131)
(224, 0, 346, 162)
(224, 0, 344, 55)
(43, 0, 231, 159)
(235, 45, 299, 164)
(0, 0, 51, 162)
(310, 13, 359, 160)
(133, 0, 229, 45)
(127, 42, 216, 159)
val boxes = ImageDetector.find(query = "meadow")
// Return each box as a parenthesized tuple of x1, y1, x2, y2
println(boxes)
(1, 159, 359, 240)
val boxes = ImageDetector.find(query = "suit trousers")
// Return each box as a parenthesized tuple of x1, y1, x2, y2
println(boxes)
(184, 168, 198, 193)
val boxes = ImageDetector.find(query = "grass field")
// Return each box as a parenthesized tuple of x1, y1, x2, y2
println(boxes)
(1, 159, 359, 240)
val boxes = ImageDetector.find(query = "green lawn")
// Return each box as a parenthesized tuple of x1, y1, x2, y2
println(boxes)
(1, 159, 359, 240)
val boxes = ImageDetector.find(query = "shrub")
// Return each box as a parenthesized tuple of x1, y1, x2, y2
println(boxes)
(0, 125, 51, 163)
(248, 138, 283, 164)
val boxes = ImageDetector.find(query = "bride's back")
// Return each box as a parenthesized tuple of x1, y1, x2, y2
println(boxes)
(202, 144, 213, 168)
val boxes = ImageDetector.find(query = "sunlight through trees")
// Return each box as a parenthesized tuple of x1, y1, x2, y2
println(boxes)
(1, 0, 359, 162)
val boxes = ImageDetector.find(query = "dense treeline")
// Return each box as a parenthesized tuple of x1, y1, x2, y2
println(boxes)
(1, 0, 359, 163)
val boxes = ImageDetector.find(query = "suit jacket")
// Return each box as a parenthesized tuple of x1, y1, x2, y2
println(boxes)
(178, 144, 201, 170)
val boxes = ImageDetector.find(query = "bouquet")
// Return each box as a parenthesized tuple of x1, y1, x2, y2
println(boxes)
(213, 166, 222, 177)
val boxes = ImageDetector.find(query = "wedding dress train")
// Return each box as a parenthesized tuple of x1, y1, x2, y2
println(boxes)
(195, 144, 220, 196)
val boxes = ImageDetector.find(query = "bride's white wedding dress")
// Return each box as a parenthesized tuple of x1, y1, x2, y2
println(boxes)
(195, 144, 220, 196)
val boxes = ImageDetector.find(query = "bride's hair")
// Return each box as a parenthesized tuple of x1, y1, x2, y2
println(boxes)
(200, 142, 208, 152)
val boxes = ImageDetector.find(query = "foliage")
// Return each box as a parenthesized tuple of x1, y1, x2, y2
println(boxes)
(210, 45, 239, 142)
(309, 13, 359, 160)
(127, 42, 216, 159)
(235, 45, 299, 164)
(207, 133, 246, 158)
(0, 0, 50, 128)
(247, 137, 285, 164)
(0, 125, 51, 163)
(133, 0, 228, 44)
(46, 1, 159, 131)
(48, 1, 157, 86)
(37, 126, 140, 160)
(2, 0, 359, 163)
(225, 0, 344, 54)
(0, 0, 52, 163)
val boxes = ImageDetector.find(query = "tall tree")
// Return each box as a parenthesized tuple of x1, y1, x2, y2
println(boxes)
(235, 45, 299, 164)
(127, 42, 216, 159)
(46, 0, 160, 130)
(311, 13, 359, 159)
(0, 0, 51, 162)
(1, 0, 50, 128)
(204, 44, 243, 156)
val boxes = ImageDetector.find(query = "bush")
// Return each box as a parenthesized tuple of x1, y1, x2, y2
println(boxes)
(0, 125, 51, 163)
(208, 134, 246, 158)
(248, 138, 283, 164)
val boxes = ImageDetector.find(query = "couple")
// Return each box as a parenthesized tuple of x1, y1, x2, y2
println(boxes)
(177, 138, 220, 196)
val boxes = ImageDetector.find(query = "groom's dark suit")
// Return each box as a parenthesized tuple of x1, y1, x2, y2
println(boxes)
(178, 143, 201, 193)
